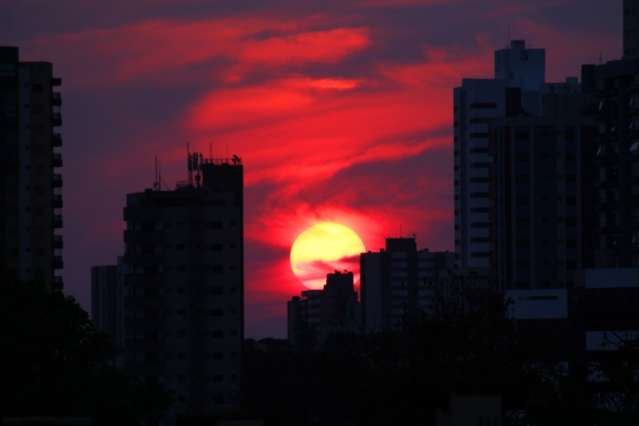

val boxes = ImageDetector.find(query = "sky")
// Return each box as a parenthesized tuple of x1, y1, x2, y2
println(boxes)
(2, 0, 621, 337)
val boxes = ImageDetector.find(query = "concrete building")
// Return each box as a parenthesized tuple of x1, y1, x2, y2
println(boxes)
(320, 271, 359, 336)
(624, 0, 639, 59)
(122, 152, 243, 419)
(91, 264, 123, 349)
(493, 84, 596, 292)
(287, 289, 322, 350)
(582, 58, 639, 268)
(360, 237, 454, 332)
(287, 271, 359, 350)
(454, 40, 545, 273)
(0, 46, 63, 289)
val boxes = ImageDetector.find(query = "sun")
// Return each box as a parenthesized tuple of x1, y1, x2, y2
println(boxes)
(290, 222, 366, 290)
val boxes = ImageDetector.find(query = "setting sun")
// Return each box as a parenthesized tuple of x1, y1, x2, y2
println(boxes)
(290, 222, 366, 290)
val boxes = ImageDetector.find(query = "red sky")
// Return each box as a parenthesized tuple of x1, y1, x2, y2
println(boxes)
(3, 0, 620, 337)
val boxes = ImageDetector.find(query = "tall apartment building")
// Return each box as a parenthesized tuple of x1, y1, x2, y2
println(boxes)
(492, 83, 596, 291)
(624, 0, 639, 59)
(582, 58, 639, 268)
(0, 46, 63, 289)
(122, 153, 243, 419)
(454, 40, 545, 273)
(360, 238, 454, 332)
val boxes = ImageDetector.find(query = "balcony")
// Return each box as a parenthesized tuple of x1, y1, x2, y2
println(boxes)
(51, 92, 62, 106)
(51, 77, 62, 86)
(52, 112, 62, 127)
(53, 214, 63, 228)
(52, 153, 63, 168)
(52, 133, 62, 147)
(53, 256, 64, 270)
(52, 276, 64, 290)
(52, 173, 63, 188)
(53, 235, 63, 249)
(52, 194, 63, 209)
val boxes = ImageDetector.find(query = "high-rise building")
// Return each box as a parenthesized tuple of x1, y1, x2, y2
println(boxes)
(287, 289, 322, 350)
(0, 46, 63, 290)
(320, 271, 359, 336)
(91, 264, 123, 349)
(492, 83, 596, 291)
(582, 58, 639, 268)
(287, 271, 359, 350)
(122, 153, 243, 418)
(624, 0, 639, 59)
(454, 40, 545, 273)
(360, 238, 454, 332)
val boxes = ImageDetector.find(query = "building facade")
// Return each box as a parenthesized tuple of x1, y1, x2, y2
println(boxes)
(493, 85, 596, 291)
(287, 271, 359, 350)
(360, 238, 454, 332)
(582, 58, 639, 268)
(624, 0, 639, 59)
(91, 264, 123, 350)
(122, 153, 243, 418)
(454, 40, 545, 273)
(0, 46, 63, 289)
(287, 290, 322, 350)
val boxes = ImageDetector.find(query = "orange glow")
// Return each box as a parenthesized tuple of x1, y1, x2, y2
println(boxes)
(290, 222, 366, 290)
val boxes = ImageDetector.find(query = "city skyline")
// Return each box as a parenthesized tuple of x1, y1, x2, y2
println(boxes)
(2, 0, 622, 337)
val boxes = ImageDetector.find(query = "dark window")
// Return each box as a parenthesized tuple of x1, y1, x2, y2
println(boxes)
(470, 132, 490, 139)
(470, 102, 497, 109)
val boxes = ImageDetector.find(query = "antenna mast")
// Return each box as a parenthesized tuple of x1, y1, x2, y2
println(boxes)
(187, 142, 193, 187)
(154, 156, 159, 190)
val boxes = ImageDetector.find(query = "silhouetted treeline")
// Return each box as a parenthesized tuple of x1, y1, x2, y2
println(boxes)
(243, 288, 639, 426)
(1, 273, 172, 425)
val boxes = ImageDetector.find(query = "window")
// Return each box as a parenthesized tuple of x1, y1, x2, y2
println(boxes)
(470, 132, 490, 139)
(469, 117, 493, 124)
(470, 102, 497, 109)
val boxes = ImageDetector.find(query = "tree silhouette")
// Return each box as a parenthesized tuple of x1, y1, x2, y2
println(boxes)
(1, 274, 172, 425)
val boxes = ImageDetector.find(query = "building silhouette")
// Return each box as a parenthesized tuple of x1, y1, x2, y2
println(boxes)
(454, 40, 546, 274)
(582, 59, 639, 268)
(91, 264, 124, 352)
(0, 46, 63, 289)
(320, 271, 359, 336)
(287, 271, 359, 350)
(121, 152, 244, 419)
(493, 81, 596, 292)
(287, 289, 322, 350)
(576, 3, 639, 369)
(624, 0, 639, 59)
(360, 238, 454, 332)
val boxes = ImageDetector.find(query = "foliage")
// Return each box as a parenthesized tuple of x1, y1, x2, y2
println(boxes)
(0, 275, 172, 425)
(244, 286, 639, 426)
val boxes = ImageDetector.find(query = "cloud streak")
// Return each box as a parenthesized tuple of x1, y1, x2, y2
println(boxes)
(3, 0, 620, 337)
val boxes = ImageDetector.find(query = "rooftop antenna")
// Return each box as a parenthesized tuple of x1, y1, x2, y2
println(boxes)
(158, 161, 163, 190)
(209, 142, 212, 162)
(187, 142, 193, 187)
(154, 156, 159, 190)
